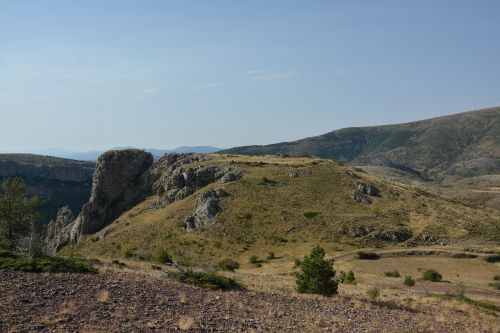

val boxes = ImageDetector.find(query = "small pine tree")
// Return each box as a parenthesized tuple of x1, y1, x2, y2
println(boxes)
(295, 246, 338, 296)
(403, 275, 416, 287)
(0, 178, 40, 251)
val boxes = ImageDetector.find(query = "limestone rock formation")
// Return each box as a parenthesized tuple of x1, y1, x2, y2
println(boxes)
(45, 206, 75, 254)
(150, 153, 235, 208)
(356, 182, 380, 196)
(185, 189, 228, 231)
(352, 191, 372, 204)
(70, 149, 153, 242)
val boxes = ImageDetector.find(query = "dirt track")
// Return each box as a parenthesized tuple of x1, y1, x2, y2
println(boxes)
(1, 270, 497, 332)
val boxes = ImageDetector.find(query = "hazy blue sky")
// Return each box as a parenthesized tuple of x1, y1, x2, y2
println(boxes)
(1, 1, 500, 151)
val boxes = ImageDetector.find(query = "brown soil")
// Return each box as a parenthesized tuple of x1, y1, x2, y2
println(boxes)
(0, 270, 496, 333)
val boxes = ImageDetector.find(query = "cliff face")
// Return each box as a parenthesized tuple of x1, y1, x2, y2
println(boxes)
(0, 154, 95, 222)
(70, 149, 154, 242)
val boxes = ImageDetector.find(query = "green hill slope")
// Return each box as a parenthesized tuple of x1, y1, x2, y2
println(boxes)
(66, 154, 500, 264)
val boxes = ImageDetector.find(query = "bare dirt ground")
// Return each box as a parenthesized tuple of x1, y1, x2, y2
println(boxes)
(1, 270, 498, 333)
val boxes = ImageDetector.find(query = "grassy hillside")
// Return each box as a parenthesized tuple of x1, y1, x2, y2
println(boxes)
(223, 107, 500, 177)
(66, 154, 500, 265)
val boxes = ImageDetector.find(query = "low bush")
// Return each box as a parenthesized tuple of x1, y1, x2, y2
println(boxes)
(154, 249, 173, 265)
(489, 281, 500, 290)
(357, 251, 380, 260)
(216, 259, 240, 271)
(384, 270, 400, 278)
(171, 271, 245, 291)
(111, 259, 127, 268)
(0, 252, 97, 274)
(303, 212, 319, 219)
(340, 270, 356, 284)
(422, 269, 443, 282)
(451, 253, 478, 259)
(484, 254, 500, 263)
(249, 255, 259, 264)
(367, 287, 381, 300)
(403, 275, 416, 287)
(494, 275, 500, 281)
(267, 252, 276, 260)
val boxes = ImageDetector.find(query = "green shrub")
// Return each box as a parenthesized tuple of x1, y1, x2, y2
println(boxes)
(340, 270, 356, 284)
(267, 252, 275, 260)
(403, 275, 415, 287)
(295, 246, 338, 296)
(172, 271, 245, 291)
(367, 287, 380, 300)
(294, 258, 302, 268)
(489, 281, 500, 290)
(484, 254, 500, 263)
(384, 270, 400, 278)
(303, 212, 320, 219)
(422, 269, 443, 282)
(451, 253, 478, 259)
(357, 251, 380, 260)
(111, 259, 127, 268)
(249, 255, 259, 264)
(0, 253, 97, 274)
(216, 259, 240, 271)
(154, 249, 173, 265)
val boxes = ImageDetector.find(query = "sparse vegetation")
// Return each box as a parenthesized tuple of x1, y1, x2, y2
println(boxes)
(366, 287, 381, 300)
(357, 251, 380, 260)
(249, 255, 259, 264)
(266, 251, 275, 260)
(403, 275, 416, 287)
(303, 211, 319, 219)
(340, 270, 356, 284)
(295, 246, 337, 296)
(484, 254, 500, 263)
(384, 270, 400, 277)
(216, 258, 240, 271)
(451, 253, 478, 259)
(422, 269, 443, 282)
(170, 271, 245, 291)
(154, 249, 173, 265)
(0, 251, 97, 273)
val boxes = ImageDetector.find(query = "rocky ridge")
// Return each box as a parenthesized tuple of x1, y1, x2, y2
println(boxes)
(45, 150, 238, 253)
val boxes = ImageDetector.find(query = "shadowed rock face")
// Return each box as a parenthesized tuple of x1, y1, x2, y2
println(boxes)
(0, 154, 94, 223)
(70, 149, 153, 242)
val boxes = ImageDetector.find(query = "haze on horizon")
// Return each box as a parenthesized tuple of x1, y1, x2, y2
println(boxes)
(1, 0, 500, 152)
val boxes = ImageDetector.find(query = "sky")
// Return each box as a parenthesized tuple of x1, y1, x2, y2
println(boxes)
(1, 0, 500, 151)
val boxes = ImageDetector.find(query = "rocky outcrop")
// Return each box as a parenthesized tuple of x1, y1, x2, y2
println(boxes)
(150, 153, 236, 208)
(340, 225, 412, 243)
(185, 189, 228, 231)
(70, 149, 153, 242)
(45, 206, 75, 254)
(368, 229, 412, 242)
(352, 191, 372, 204)
(45, 151, 242, 252)
(356, 183, 380, 196)
(45, 149, 153, 252)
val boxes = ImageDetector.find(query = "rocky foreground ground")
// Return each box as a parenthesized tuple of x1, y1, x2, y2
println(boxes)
(1, 270, 497, 333)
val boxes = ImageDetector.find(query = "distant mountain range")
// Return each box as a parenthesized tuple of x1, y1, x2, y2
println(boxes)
(224, 107, 500, 179)
(1, 146, 223, 161)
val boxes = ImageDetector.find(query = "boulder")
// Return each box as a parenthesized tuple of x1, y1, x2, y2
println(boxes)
(352, 191, 372, 204)
(356, 182, 380, 196)
(185, 189, 228, 231)
(368, 229, 413, 242)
